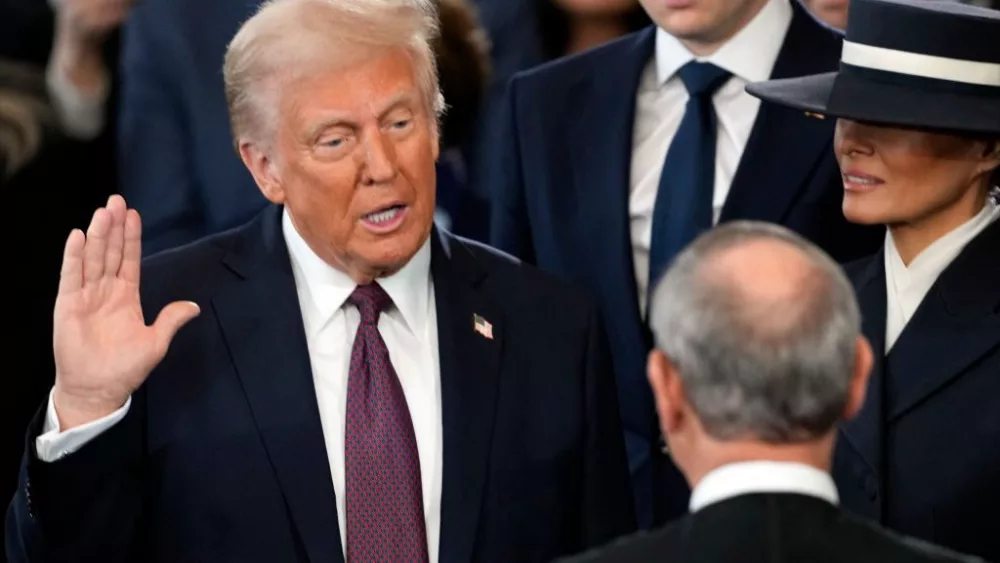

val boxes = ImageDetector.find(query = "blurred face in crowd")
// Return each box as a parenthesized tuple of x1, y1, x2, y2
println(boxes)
(804, 0, 850, 29)
(638, 0, 769, 54)
(835, 119, 1000, 230)
(554, 0, 638, 17)
(241, 48, 439, 283)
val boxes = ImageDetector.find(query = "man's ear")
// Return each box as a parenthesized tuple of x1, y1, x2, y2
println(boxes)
(844, 336, 874, 420)
(239, 139, 285, 204)
(648, 350, 686, 436)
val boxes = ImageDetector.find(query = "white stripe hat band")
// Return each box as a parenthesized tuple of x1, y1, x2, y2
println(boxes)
(744, 0, 1000, 135)
(841, 41, 1000, 87)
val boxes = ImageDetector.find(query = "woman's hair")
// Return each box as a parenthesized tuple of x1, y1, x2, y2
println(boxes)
(432, 0, 491, 149)
(536, 1, 650, 61)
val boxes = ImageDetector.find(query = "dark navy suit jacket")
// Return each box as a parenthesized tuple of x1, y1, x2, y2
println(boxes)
(117, 0, 265, 255)
(488, 3, 884, 526)
(6, 207, 636, 563)
(834, 219, 1000, 562)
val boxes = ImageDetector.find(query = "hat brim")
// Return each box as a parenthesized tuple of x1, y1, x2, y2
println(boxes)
(746, 71, 1000, 136)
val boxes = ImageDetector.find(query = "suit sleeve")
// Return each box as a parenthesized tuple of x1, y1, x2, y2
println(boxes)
(487, 76, 537, 264)
(582, 300, 638, 545)
(117, 4, 203, 254)
(5, 391, 147, 563)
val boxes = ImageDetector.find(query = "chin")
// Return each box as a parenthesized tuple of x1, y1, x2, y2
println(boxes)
(842, 198, 892, 226)
(367, 229, 427, 268)
(658, 12, 712, 38)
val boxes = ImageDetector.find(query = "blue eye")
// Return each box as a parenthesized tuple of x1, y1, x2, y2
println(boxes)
(392, 120, 411, 129)
(325, 138, 344, 148)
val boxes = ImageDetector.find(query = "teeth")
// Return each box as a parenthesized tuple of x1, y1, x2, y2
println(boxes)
(846, 175, 878, 185)
(364, 207, 400, 224)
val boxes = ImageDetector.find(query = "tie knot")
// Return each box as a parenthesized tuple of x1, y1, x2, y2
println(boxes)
(348, 283, 392, 324)
(677, 62, 731, 98)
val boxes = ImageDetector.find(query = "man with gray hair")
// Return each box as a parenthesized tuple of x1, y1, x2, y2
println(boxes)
(560, 221, 983, 563)
(5, 0, 635, 561)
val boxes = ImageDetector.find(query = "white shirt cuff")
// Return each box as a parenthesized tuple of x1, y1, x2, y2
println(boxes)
(35, 389, 131, 462)
(45, 57, 109, 140)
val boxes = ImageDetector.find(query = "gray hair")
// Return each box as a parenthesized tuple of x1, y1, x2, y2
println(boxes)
(649, 221, 861, 443)
(223, 0, 445, 150)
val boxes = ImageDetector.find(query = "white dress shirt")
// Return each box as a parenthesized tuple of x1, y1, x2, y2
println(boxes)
(689, 461, 839, 512)
(36, 209, 445, 561)
(884, 199, 999, 351)
(630, 0, 793, 315)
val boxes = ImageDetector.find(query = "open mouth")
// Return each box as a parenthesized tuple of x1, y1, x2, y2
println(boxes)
(360, 204, 408, 232)
(843, 172, 885, 192)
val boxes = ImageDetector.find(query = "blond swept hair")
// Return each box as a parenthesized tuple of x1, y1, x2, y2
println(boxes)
(223, 0, 444, 150)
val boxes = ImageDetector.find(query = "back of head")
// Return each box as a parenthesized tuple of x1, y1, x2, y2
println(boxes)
(649, 221, 862, 444)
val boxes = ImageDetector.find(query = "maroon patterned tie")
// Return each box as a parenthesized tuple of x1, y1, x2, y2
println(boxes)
(344, 283, 429, 563)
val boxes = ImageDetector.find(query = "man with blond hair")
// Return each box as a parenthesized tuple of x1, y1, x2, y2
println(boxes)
(4, 1, 636, 561)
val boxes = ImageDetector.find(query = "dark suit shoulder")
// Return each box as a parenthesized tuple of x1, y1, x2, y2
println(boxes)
(837, 512, 986, 563)
(555, 518, 685, 563)
(510, 27, 652, 96)
(139, 221, 250, 305)
(446, 233, 597, 316)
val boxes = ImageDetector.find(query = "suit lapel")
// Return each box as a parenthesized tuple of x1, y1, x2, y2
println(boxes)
(568, 28, 659, 437)
(839, 251, 888, 498)
(212, 207, 344, 563)
(884, 221, 1000, 421)
(720, 4, 839, 223)
(432, 231, 503, 563)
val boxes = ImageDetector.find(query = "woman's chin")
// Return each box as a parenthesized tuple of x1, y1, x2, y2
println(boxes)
(842, 200, 890, 226)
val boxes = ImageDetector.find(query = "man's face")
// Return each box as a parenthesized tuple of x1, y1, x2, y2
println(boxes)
(247, 48, 439, 282)
(638, 0, 769, 51)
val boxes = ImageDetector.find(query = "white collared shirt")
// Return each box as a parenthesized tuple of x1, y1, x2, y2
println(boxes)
(884, 199, 999, 352)
(283, 210, 443, 561)
(36, 209, 444, 562)
(630, 0, 794, 315)
(689, 461, 839, 512)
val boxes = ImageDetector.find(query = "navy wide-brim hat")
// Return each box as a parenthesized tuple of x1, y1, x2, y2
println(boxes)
(747, 0, 1000, 135)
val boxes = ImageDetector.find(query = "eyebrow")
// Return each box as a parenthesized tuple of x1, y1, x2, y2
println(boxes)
(305, 91, 417, 140)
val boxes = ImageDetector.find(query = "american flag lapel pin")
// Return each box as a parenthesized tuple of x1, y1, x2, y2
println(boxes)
(473, 313, 493, 340)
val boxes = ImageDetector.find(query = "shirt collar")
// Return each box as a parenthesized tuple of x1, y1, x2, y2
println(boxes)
(282, 208, 433, 336)
(689, 461, 839, 512)
(655, 0, 793, 86)
(885, 198, 1000, 291)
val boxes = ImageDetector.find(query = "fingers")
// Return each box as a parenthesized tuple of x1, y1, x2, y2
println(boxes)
(83, 208, 110, 283)
(104, 195, 126, 277)
(153, 301, 201, 353)
(58, 229, 86, 295)
(120, 208, 143, 284)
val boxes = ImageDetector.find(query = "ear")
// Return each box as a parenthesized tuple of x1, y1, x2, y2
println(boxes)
(239, 139, 286, 204)
(647, 350, 687, 437)
(431, 115, 441, 162)
(975, 141, 1000, 179)
(843, 336, 874, 420)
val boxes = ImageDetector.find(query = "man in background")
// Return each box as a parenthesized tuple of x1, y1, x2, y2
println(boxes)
(489, 0, 884, 526)
(561, 222, 983, 563)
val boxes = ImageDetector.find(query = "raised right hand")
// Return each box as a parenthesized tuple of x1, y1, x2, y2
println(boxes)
(52, 195, 200, 430)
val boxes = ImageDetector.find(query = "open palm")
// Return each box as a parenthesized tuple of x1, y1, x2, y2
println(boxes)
(52, 196, 199, 427)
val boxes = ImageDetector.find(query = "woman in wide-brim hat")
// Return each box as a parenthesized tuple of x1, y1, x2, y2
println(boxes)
(748, 0, 999, 560)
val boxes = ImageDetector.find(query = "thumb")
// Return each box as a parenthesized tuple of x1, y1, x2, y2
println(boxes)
(152, 301, 201, 350)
